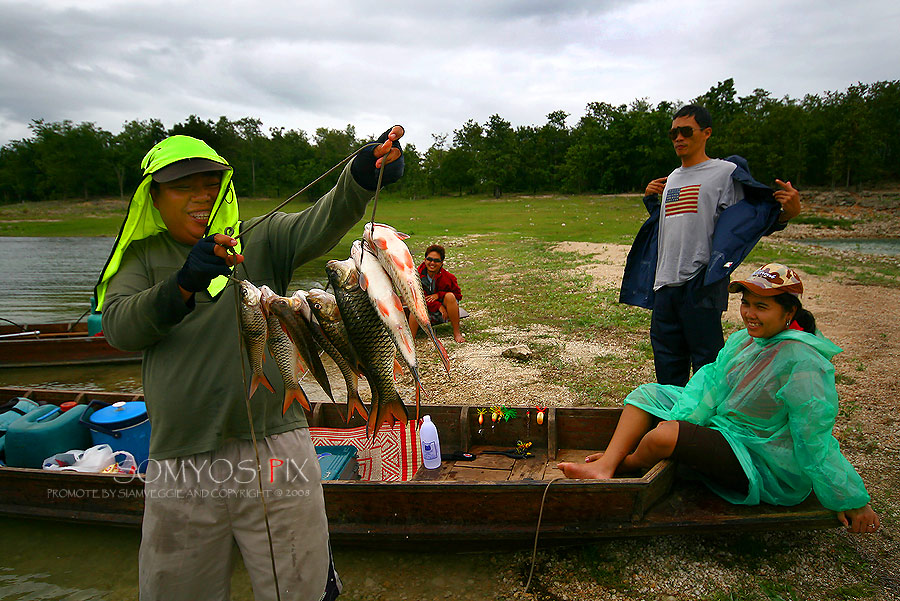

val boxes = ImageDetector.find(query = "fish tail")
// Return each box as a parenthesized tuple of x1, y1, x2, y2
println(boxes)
(405, 364, 428, 419)
(346, 386, 368, 423)
(367, 394, 409, 439)
(249, 373, 275, 399)
(282, 386, 311, 415)
(426, 324, 451, 376)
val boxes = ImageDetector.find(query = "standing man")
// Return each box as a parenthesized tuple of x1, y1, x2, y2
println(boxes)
(408, 244, 465, 343)
(95, 127, 404, 601)
(620, 105, 800, 386)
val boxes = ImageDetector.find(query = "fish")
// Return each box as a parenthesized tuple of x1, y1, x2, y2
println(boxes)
(303, 289, 368, 423)
(259, 285, 311, 414)
(265, 289, 336, 406)
(363, 222, 450, 375)
(325, 258, 408, 437)
(350, 239, 427, 414)
(235, 279, 275, 399)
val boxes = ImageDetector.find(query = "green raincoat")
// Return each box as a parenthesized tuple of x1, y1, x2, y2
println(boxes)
(94, 135, 240, 310)
(625, 328, 871, 512)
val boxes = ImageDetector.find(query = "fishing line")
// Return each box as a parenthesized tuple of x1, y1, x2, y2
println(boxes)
(225, 142, 380, 243)
(367, 153, 388, 236)
(216, 137, 394, 598)
(228, 274, 282, 601)
(0, 317, 26, 330)
(523, 476, 565, 594)
(68, 307, 92, 330)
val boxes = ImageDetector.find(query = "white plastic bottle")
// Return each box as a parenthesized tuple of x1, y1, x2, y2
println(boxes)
(419, 415, 442, 469)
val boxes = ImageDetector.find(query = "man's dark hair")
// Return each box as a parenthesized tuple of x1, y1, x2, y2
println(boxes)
(425, 244, 445, 261)
(673, 105, 712, 129)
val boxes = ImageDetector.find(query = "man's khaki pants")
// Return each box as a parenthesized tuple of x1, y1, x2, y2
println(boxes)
(139, 429, 334, 601)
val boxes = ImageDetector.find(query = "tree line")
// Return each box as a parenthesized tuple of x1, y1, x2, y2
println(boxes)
(1, 78, 898, 204)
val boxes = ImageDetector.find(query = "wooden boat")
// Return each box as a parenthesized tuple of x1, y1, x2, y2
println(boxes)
(0, 386, 838, 544)
(0, 322, 141, 368)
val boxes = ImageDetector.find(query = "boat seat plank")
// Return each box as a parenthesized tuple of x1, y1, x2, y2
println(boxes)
(465, 447, 517, 471)
(412, 461, 455, 481)
(508, 450, 548, 481)
(448, 466, 513, 481)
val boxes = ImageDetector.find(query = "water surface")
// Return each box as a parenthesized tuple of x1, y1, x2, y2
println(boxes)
(0, 237, 518, 600)
(795, 237, 900, 256)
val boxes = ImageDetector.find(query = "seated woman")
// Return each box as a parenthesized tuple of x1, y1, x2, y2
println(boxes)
(559, 263, 879, 533)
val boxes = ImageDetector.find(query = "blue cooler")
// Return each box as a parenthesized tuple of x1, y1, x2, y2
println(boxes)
(315, 445, 359, 481)
(81, 400, 151, 470)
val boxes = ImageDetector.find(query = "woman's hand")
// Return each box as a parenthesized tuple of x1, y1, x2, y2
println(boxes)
(838, 504, 880, 533)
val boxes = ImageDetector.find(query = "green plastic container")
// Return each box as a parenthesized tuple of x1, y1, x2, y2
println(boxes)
(4, 404, 93, 468)
(87, 296, 103, 336)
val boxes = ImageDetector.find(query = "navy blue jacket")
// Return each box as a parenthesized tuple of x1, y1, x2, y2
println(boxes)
(619, 156, 786, 311)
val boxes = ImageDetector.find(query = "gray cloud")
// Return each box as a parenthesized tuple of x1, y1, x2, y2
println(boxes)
(1, 0, 898, 150)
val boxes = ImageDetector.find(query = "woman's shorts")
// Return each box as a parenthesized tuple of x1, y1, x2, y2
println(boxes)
(671, 421, 749, 494)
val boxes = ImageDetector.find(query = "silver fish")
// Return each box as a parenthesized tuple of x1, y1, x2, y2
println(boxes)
(259, 285, 310, 414)
(236, 279, 274, 399)
(266, 290, 335, 405)
(326, 258, 408, 437)
(302, 289, 367, 423)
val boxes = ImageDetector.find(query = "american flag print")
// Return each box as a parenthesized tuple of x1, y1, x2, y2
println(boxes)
(664, 184, 701, 217)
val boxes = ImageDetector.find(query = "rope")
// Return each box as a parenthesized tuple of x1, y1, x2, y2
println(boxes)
(233, 142, 379, 242)
(230, 276, 282, 601)
(523, 476, 565, 594)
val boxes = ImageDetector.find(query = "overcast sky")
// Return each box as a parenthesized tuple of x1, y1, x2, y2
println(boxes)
(1, 0, 898, 152)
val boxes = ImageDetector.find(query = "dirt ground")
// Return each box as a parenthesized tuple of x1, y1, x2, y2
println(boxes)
(409, 194, 900, 600)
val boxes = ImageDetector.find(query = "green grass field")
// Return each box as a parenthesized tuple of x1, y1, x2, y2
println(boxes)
(4, 191, 896, 408)
(3, 192, 894, 598)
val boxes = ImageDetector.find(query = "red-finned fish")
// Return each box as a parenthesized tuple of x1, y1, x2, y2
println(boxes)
(303, 289, 368, 423)
(269, 289, 336, 405)
(363, 222, 450, 375)
(235, 279, 275, 399)
(326, 258, 408, 437)
(259, 285, 311, 414)
(351, 239, 427, 415)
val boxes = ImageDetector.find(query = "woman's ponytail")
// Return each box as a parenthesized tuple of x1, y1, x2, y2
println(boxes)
(773, 294, 816, 334)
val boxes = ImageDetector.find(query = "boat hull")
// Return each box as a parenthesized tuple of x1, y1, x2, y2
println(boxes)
(0, 387, 838, 544)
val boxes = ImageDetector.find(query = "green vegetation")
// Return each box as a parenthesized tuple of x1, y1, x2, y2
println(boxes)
(792, 215, 859, 229)
(3, 78, 900, 204)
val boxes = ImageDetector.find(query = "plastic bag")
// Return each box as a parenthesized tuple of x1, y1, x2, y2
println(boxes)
(43, 444, 136, 473)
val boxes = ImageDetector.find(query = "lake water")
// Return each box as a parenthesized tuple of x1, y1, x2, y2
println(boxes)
(0, 237, 330, 324)
(0, 237, 512, 600)
(795, 237, 900, 256)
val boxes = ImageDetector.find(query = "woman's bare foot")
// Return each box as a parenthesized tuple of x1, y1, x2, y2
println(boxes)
(454, 331, 465, 343)
(557, 458, 616, 479)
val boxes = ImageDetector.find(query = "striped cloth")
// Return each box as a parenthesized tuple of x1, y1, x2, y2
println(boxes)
(664, 184, 701, 216)
(309, 421, 422, 481)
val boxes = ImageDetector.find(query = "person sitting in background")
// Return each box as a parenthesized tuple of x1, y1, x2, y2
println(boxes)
(408, 244, 465, 343)
(559, 263, 879, 534)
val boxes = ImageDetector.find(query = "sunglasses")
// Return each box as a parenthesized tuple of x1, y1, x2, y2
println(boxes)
(668, 126, 702, 140)
(424, 257, 443, 263)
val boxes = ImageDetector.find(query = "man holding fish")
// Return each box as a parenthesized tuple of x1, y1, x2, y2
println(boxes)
(95, 126, 404, 601)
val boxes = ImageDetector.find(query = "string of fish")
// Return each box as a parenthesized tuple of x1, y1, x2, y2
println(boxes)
(221, 142, 381, 601)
